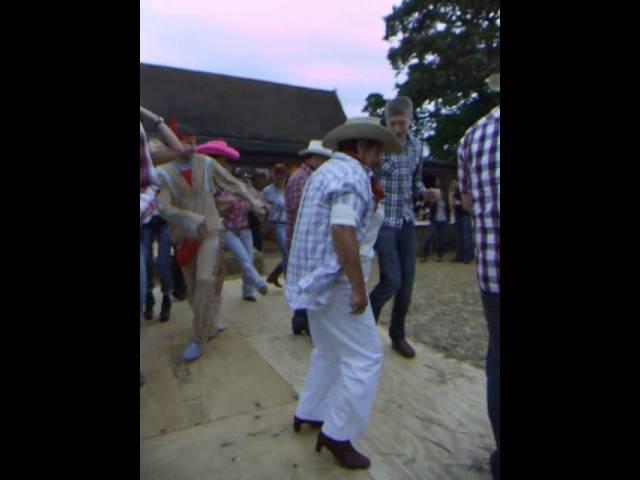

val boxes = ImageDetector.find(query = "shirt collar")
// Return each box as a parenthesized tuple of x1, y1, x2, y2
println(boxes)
(333, 151, 373, 177)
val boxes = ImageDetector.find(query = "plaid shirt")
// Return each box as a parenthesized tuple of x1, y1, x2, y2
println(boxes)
(140, 123, 160, 223)
(284, 162, 313, 244)
(458, 107, 500, 294)
(375, 134, 426, 228)
(285, 153, 374, 311)
(219, 190, 250, 231)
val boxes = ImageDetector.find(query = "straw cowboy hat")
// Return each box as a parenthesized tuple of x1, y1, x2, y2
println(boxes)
(196, 140, 241, 160)
(322, 117, 402, 154)
(486, 73, 500, 93)
(298, 139, 333, 158)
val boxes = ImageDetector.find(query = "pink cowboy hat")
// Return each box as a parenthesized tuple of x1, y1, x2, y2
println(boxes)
(196, 139, 240, 160)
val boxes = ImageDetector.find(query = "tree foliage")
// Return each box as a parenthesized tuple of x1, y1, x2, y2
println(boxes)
(366, 0, 500, 162)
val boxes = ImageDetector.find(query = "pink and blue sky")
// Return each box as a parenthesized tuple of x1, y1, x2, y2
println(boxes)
(140, 0, 403, 117)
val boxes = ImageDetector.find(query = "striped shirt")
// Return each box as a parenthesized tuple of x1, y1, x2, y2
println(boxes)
(285, 153, 374, 311)
(375, 134, 426, 228)
(140, 123, 160, 223)
(458, 107, 500, 294)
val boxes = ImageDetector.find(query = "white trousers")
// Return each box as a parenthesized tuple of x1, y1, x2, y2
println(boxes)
(295, 279, 383, 441)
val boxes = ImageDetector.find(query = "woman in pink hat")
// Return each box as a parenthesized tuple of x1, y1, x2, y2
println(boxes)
(156, 138, 267, 362)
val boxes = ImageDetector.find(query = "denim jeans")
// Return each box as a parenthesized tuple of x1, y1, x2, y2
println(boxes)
(273, 223, 288, 273)
(141, 216, 173, 295)
(456, 215, 474, 262)
(481, 290, 500, 480)
(140, 240, 145, 325)
(224, 229, 267, 297)
(423, 220, 447, 258)
(369, 221, 417, 340)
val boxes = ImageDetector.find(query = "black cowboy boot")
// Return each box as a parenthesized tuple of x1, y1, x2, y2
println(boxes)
(293, 416, 323, 433)
(143, 292, 155, 321)
(159, 294, 171, 322)
(315, 431, 371, 469)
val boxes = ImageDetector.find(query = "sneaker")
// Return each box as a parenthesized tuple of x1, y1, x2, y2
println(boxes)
(182, 342, 202, 362)
(243, 295, 257, 302)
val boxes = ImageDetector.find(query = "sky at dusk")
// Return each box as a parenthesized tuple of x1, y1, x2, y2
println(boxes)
(140, 0, 404, 117)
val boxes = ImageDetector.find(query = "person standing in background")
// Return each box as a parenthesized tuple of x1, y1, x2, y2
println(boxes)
(262, 164, 289, 288)
(284, 140, 332, 335)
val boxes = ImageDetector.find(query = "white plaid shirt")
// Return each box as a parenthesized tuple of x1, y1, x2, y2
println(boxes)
(375, 134, 426, 228)
(285, 152, 375, 311)
(458, 107, 500, 294)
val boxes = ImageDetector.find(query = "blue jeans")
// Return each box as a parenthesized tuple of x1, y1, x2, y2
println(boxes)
(481, 290, 500, 480)
(423, 221, 447, 258)
(140, 240, 146, 325)
(456, 215, 474, 262)
(369, 221, 416, 340)
(142, 217, 173, 295)
(273, 223, 288, 273)
(224, 229, 266, 297)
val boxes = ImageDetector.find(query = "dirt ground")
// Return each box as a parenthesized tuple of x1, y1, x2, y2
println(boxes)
(259, 248, 488, 370)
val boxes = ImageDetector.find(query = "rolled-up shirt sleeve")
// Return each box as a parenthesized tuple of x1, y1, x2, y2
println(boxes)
(329, 203, 358, 227)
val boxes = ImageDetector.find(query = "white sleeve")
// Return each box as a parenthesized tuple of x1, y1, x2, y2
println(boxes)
(330, 203, 358, 227)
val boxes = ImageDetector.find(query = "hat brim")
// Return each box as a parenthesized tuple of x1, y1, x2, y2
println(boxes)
(322, 123, 402, 154)
(298, 147, 333, 158)
(195, 144, 240, 160)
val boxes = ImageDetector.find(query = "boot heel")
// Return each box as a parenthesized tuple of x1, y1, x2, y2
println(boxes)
(293, 418, 301, 433)
(315, 442, 323, 453)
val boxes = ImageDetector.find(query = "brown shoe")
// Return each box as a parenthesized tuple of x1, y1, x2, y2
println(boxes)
(315, 431, 370, 469)
(392, 338, 416, 358)
(266, 265, 283, 288)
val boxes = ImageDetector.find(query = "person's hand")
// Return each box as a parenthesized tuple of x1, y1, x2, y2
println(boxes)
(350, 286, 368, 315)
(179, 145, 195, 160)
(196, 220, 208, 240)
(257, 205, 268, 221)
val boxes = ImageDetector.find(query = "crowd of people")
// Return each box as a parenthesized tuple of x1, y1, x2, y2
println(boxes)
(139, 73, 500, 478)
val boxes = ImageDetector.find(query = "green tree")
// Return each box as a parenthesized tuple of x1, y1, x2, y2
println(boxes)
(362, 93, 388, 119)
(371, 0, 500, 162)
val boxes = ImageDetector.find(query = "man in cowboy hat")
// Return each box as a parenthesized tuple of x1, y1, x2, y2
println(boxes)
(155, 137, 268, 362)
(457, 72, 500, 480)
(369, 96, 435, 359)
(286, 117, 400, 470)
(284, 140, 333, 335)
